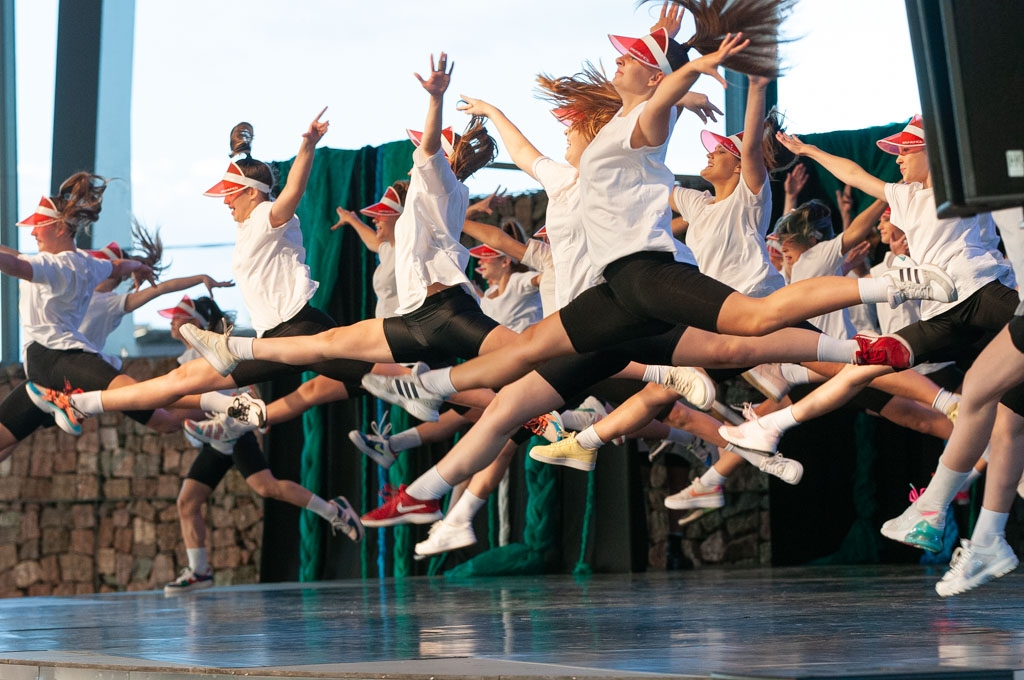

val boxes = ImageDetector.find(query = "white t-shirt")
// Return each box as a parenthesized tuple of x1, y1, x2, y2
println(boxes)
(788, 235, 856, 340)
(232, 201, 318, 336)
(20, 250, 113, 352)
(531, 157, 600, 308)
(672, 177, 784, 297)
(393, 147, 474, 315)
(579, 102, 697, 272)
(520, 239, 557, 316)
(885, 182, 1015, 320)
(80, 290, 130, 369)
(373, 240, 399, 319)
(479, 271, 543, 333)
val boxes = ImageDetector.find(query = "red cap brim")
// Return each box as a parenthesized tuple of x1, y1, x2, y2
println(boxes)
(469, 244, 504, 258)
(203, 179, 247, 197)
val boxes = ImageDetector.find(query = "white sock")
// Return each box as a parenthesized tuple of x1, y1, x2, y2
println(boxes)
(187, 547, 209, 574)
(817, 335, 857, 363)
(406, 465, 453, 500)
(666, 428, 697, 445)
(932, 389, 959, 417)
(69, 391, 105, 416)
(199, 392, 235, 413)
(389, 427, 422, 453)
(305, 494, 334, 521)
(917, 461, 970, 516)
(959, 468, 982, 492)
(641, 365, 670, 384)
(574, 426, 605, 451)
(444, 490, 485, 526)
(226, 336, 255, 360)
(418, 367, 455, 397)
(757, 406, 799, 432)
(560, 407, 600, 431)
(971, 508, 1009, 547)
(700, 467, 728, 488)
(779, 363, 812, 385)
(857, 277, 891, 304)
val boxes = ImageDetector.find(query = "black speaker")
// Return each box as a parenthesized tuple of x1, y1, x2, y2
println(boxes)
(905, 1, 1024, 217)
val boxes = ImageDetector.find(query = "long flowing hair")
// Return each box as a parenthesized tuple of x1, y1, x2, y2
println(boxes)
(53, 172, 108, 236)
(535, 62, 622, 142)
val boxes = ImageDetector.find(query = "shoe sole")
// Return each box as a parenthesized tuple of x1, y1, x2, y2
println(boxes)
(879, 523, 943, 553)
(936, 555, 1019, 597)
(164, 580, 213, 595)
(361, 376, 440, 422)
(667, 371, 716, 411)
(665, 495, 724, 510)
(919, 264, 957, 303)
(414, 534, 477, 560)
(25, 383, 82, 436)
(719, 427, 778, 455)
(180, 325, 236, 377)
(741, 369, 786, 402)
(348, 431, 395, 469)
(362, 511, 443, 528)
(528, 449, 595, 472)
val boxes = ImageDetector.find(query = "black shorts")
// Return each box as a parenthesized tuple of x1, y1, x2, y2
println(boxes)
(24, 343, 154, 426)
(1009, 306, 1024, 354)
(0, 383, 54, 440)
(185, 432, 268, 487)
(230, 304, 371, 393)
(535, 326, 688, 403)
(383, 287, 500, 364)
(895, 281, 1019, 363)
(560, 252, 734, 353)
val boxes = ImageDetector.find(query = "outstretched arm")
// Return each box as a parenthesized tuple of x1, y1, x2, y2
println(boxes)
(458, 96, 543, 177)
(462, 220, 528, 261)
(740, 75, 770, 194)
(123, 274, 234, 312)
(840, 198, 887, 255)
(109, 260, 155, 292)
(415, 52, 453, 157)
(270, 107, 329, 228)
(638, 32, 750, 148)
(776, 132, 887, 199)
(0, 251, 32, 281)
(332, 207, 380, 252)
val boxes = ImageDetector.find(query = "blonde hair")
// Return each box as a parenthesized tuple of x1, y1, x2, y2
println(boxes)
(535, 62, 621, 142)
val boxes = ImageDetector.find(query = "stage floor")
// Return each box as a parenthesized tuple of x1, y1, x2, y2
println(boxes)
(0, 566, 1021, 679)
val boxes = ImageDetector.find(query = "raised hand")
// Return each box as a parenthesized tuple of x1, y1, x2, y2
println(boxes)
(415, 52, 454, 97)
(650, 1, 684, 39)
(836, 185, 855, 220)
(468, 187, 508, 217)
(331, 206, 361, 231)
(841, 241, 871, 276)
(131, 263, 156, 292)
(456, 94, 495, 119)
(679, 91, 722, 123)
(784, 164, 809, 199)
(202, 276, 235, 296)
(302, 106, 329, 145)
(776, 131, 813, 157)
(689, 32, 750, 88)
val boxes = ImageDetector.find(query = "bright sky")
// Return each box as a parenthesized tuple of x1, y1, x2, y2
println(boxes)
(13, 0, 920, 335)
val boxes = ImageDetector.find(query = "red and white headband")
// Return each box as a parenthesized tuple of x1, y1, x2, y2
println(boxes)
(85, 242, 124, 261)
(17, 197, 60, 228)
(158, 295, 208, 329)
(203, 161, 272, 197)
(609, 28, 673, 75)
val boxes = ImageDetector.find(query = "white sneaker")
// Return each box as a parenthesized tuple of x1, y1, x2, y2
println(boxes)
(718, 418, 781, 454)
(880, 501, 945, 553)
(225, 393, 268, 429)
(361, 373, 443, 422)
(565, 395, 608, 429)
(164, 566, 213, 594)
(661, 366, 715, 411)
(328, 496, 364, 541)
(665, 479, 725, 510)
(935, 537, 1018, 597)
(179, 324, 240, 377)
(414, 520, 476, 559)
(756, 453, 803, 485)
(183, 412, 254, 454)
(741, 364, 791, 402)
(882, 262, 957, 307)
(349, 417, 395, 469)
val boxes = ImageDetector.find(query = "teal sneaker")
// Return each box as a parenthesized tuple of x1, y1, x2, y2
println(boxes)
(880, 500, 945, 553)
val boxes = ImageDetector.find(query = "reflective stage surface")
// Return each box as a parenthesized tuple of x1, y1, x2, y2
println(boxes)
(0, 566, 1022, 679)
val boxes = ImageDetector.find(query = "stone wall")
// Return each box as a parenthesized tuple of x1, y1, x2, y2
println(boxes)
(0, 359, 263, 598)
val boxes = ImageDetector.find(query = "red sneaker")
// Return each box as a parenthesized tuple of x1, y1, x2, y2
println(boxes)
(853, 333, 914, 369)
(361, 484, 442, 528)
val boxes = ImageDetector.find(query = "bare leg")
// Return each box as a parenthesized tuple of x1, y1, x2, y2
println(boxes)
(670, 327, 824, 368)
(716, 280, 865, 335)
(251, 319, 397, 364)
(98, 359, 238, 412)
(266, 376, 351, 426)
(466, 440, 518, 499)
(876, 397, 953, 439)
(978, 406, 1024, 513)
(245, 469, 314, 507)
(177, 479, 212, 550)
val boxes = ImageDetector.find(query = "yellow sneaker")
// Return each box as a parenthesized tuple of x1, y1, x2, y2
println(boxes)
(528, 433, 597, 471)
